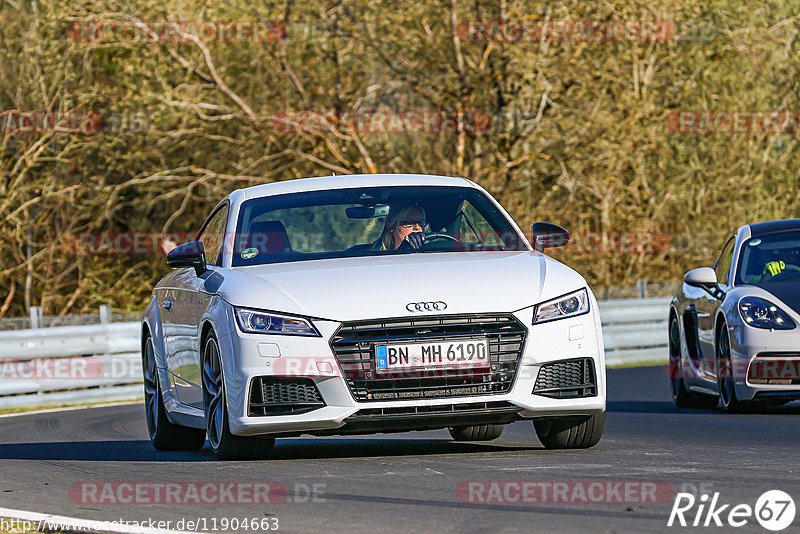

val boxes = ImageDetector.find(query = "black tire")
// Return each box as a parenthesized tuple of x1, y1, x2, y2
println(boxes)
(533, 412, 605, 449)
(142, 335, 206, 451)
(669, 316, 718, 409)
(202, 332, 275, 460)
(449, 424, 504, 441)
(717, 325, 751, 413)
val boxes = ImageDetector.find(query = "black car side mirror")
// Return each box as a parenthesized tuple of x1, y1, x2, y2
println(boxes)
(167, 241, 207, 276)
(531, 222, 570, 252)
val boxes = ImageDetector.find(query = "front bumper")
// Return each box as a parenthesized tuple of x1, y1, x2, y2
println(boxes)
(729, 324, 800, 401)
(217, 304, 606, 437)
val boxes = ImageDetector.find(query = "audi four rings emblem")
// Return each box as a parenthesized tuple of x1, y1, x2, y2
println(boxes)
(406, 301, 447, 312)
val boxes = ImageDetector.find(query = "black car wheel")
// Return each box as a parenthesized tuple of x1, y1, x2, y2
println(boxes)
(533, 412, 605, 449)
(669, 316, 718, 409)
(202, 332, 275, 460)
(449, 424, 504, 441)
(717, 325, 750, 413)
(142, 335, 205, 451)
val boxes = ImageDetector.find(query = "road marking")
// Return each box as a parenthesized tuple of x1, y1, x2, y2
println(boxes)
(0, 506, 195, 534)
(0, 401, 140, 419)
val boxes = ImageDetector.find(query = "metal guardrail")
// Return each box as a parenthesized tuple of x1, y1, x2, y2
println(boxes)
(599, 297, 670, 366)
(0, 297, 670, 409)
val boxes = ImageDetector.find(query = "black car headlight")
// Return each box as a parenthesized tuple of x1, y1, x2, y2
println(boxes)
(235, 307, 321, 336)
(534, 288, 590, 324)
(738, 297, 795, 330)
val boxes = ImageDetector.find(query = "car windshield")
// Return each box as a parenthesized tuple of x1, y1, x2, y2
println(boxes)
(736, 230, 800, 284)
(230, 185, 528, 266)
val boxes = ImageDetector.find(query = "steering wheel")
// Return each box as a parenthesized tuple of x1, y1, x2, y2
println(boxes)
(421, 233, 465, 251)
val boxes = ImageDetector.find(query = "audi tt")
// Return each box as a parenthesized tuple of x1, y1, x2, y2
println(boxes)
(670, 218, 800, 412)
(142, 174, 606, 459)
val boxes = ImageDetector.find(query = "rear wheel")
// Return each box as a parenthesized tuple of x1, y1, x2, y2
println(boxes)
(142, 335, 205, 451)
(202, 332, 275, 460)
(669, 316, 718, 409)
(449, 424, 504, 441)
(533, 412, 605, 449)
(717, 326, 750, 413)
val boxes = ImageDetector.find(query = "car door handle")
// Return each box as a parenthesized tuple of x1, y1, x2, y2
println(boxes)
(162, 299, 173, 312)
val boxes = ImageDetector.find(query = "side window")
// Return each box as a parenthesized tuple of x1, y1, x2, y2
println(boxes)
(458, 202, 503, 246)
(198, 205, 229, 266)
(714, 237, 735, 285)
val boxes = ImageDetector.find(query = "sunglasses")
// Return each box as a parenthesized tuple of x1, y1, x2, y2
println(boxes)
(398, 220, 427, 228)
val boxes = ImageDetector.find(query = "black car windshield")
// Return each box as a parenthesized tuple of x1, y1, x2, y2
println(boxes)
(231, 185, 528, 266)
(736, 230, 800, 284)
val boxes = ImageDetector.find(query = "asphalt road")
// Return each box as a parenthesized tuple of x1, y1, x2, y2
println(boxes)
(1, 365, 799, 534)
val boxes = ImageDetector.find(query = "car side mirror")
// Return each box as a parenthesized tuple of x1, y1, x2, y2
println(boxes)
(167, 241, 207, 276)
(684, 267, 717, 288)
(531, 222, 570, 252)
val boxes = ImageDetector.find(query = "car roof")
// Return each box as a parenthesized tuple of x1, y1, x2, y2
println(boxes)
(237, 174, 476, 200)
(746, 218, 800, 238)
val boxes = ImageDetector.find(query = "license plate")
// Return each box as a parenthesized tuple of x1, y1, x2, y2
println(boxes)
(374, 339, 490, 373)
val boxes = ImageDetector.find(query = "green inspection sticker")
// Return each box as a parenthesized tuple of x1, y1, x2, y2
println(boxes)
(241, 247, 258, 259)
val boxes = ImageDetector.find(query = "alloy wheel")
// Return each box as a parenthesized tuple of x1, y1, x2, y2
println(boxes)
(202, 337, 225, 450)
(143, 337, 159, 440)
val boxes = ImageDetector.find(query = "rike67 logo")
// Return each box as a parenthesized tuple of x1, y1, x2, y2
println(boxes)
(668, 490, 795, 531)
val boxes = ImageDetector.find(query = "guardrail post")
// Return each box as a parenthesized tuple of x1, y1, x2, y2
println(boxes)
(636, 279, 648, 298)
(29, 306, 42, 329)
(99, 305, 112, 325)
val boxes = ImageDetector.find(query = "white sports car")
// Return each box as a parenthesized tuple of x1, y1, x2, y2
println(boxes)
(142, 174, 606, 459)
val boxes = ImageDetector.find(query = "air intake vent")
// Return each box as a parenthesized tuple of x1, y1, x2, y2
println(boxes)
(533, 358, 597, 398)
(248, 377, 325, 416)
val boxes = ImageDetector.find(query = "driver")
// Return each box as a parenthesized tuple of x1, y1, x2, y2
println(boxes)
(372, 204, 427, 251)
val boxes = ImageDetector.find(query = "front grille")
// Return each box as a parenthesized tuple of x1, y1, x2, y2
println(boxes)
(248, 377, 325, 416)
(533, 358, 597, 398)
(330, 314, 527, 402)
(748, 353, 800, 384)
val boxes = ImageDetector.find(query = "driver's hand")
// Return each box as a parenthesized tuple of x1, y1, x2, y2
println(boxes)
(403, 231, 424, 250)
(755, 260, 786, 282)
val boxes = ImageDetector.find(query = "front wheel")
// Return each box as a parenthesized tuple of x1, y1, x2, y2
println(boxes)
(717, 326, 750, 413)
(202, 332, 275, 460)
(142, 335, 205, 451)
(533, 412, 605, 449)
(669, 316, 718, 409)
(449, 424, 504, 441)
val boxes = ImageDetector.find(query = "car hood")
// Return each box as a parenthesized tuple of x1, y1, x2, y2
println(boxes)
(751, 281, 800, 316)
(217, 251, 587, 322)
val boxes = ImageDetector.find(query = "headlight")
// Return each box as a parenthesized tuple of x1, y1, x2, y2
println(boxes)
(534, 288, 590, 324)
(234, 307, 321, 336)
(738, 297, 795, 330)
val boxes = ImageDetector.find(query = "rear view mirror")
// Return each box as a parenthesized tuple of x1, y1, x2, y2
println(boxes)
(167, 241, 207, 275)
(532, 222, 570, 252)
(346, 205, 391, 219)
(684, 267, 717, 287)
